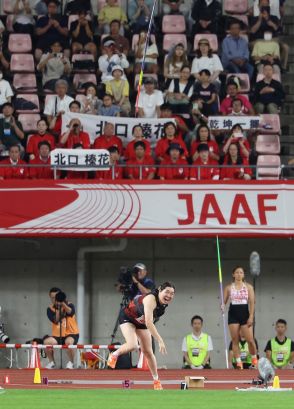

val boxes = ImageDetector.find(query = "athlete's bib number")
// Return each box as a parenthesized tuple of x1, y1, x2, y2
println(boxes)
(277, 353, 284, 362)
(192, 348, 200, 357)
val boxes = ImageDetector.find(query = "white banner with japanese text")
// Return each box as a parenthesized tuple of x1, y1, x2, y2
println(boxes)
(208, 116, 260, 130)
(50, 149, 110, 171)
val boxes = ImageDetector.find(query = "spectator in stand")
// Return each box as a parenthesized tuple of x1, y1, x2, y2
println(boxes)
(0, 103, 24, 154)
(221, 21, 254, 80)
(98, 0, 128, 35)
(128, 0, 151, 34)
(69, 100, 82, 113)
(229, 98, 247, 116)
(182, 315, 213, 369)
(0, 70, 13, 111)
(134, 30, 159, 74)
(59, 118, 91, 149)
(164, 43, 189, 85)
(249, 0, 285, 19)
(229, 336, 259, 369)
(0, 50, 10, 75)
(166, 65, 194, 115)
(222, 124, 250, 159)
(124, 125, 152, 161)
(12, 0, 35, 36)
(93, 122, 123, 154)
(35, 0, 69, 62)
(37, 41, 71, 92)
(126, 141, 156, 180)
(159, 104, 190, 140)
(81, 84, 102, 115)
(34, 0, 49, 15)
(138, 77, 164, 118)
(105, 65, 131, 116)
(96, 146, 123, 180)
(65, 143, 89, 180)
(98, 37, 129, 83)
(44, 79, 74, 135)
(190, 143, 220, 180)
(191, 0, 222, 35)
(65, 0, 92, 14)
(251, 31, 281, 74)
(155, 121, 188, 162)
(98, 94, 120, 117)
(0, 144, 27, 179)
(109, 20, 130, 56)
(162, 1, 190, 19)
(29, 141, 54, 179)
(220, 81, 255, 115)
(264, 319, 294, 369)
(253, 63, 285, 113)
(250, 5, 281, 41)
(70, 9, 97, 58)
(190, 124, 219, 162)
(158, 143, 189, 180)
(192, 69, 219, 117)
(26, 119, 55, 160)
(191, 38, 223, 89)
(221, 142, 251, 180)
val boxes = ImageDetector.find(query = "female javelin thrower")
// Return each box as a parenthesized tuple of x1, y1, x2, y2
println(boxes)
(222, 266, 258, 369)
(107, 282, 175, 390)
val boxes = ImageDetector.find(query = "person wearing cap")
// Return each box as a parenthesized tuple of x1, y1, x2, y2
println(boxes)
(126, 141, 156, 180)
(98, 36, 129, 83)
(93, 122, 123, 154)
(137, 77, 164, 118)
(155, 122, 188, 162)
(191, 0, 222, 35)
(190, 143, 220, 181)
(129, 263, 156, 298)
(105, 65, 131, 116)
(96, 146, 123, 180)
(158, 143, 189, 180)
(125, 125, 152, 161)
(98, 0, 128, 34)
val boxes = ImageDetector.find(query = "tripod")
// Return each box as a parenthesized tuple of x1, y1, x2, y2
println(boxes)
(110, 294, 130, 344)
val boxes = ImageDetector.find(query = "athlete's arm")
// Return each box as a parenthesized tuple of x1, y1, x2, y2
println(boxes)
(143, 295, 167, 354)
(221, 285, 230, 312)
(247, 284, 255, 327)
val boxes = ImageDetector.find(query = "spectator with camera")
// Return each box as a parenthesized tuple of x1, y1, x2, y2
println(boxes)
(98, 37, 130, 83)
(59, 118, 91, 149)
(44, 288, 79, 369)
(70, 9, 97, 58)
(0, 103, 24, 154)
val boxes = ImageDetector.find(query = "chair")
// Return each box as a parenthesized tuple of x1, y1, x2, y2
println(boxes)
(44, 94, 57, 108)
(75, 94, 88, 107)
(13, 74, 37, 92)
(258, 114, 281, 134)
(15, 94, 40, 113)
(228, 14, 249, 26)
(227, 73, 250, 93)
(224, 0, 248, 14)
(194, 34, 218, 52)
(256, 155, 281, 179)
(163, 34, 187, 52)
(3, 0, 13, 13)
(162, 15, 186, 34)
(132, 34, 156, 51)
(8, 34, 32, 53)
(256, 134, 280, 155)
(10, 54, 35, 73)
(72, 54, 95, 72)
(18, 114, 41, 132)
(6, 15, 15, 32)
(256, 73, 281, 83)
(73, 74, 97, 91)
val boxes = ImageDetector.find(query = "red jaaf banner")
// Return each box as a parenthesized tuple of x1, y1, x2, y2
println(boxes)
(0, 181, 294, 237)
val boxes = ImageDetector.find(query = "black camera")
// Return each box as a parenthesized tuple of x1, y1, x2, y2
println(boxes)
(55, 291, 66, 303)
(117, 266, 140, 301)
(0, 323, 10, 344)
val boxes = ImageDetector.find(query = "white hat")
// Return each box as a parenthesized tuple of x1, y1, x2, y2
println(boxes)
(111, 65, 124, 74)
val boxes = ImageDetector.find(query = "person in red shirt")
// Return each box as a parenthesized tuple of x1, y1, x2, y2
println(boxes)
(220, 81, 254, 115)
(124, 125, 152, 161)
(96, 146, 123, 180)
(26, 119, 56, 160)
(221, 142, 252, 180)
(155, 122, 188, 162)
(126, 141, 156, 180)
(59, 118, 91, 149)
(159, 103, 189, 140)
(158, 143, 189, 180)
(222, 124, 250, 159)
(190, 143, 220, 180)
(66, 143, 89, 180)
(0, 144, 28, 179)
(29, 141, 54, 179)
(190, 124, 220, 162)
(93, 122, 123, 154)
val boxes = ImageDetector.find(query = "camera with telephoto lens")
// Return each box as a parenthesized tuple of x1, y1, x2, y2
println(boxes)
(117, 266, 140, 299)
(55, 291, 67, 303)
(0, 307, 10, 343)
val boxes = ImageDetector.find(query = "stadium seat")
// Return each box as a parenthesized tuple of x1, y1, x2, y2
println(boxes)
(132, 34, 156, 51)
(227, 14, 249, 26)
(256, 155, 281, 179)
(163, 34, 187, 52)
(6, 15, 15, 32)
(3, 0, 13, 13)
(15, 94, 40, 113)
(224, 0, 248, 14)
(256, 73, 281, 83)
(72, 54, 95, 72)
(73, 74, 97, 91)
(226, 73, 250, 93)
(13, 74, 37, 92)
(10, 54, 35, 73)
(258, 114, 281, 134)
(18, 114, 41, 132)
(256, 134, 280, 155)
(75, 94, 88, 107)
(194, 34, 218, 52)
(162, 15, 186, 34)
(8, 34, 32, 53)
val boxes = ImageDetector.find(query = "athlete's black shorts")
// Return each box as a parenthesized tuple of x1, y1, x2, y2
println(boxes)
(118, 309, 147, 330)
(43, 334, 79, 345)
(228, 304, 249, 326)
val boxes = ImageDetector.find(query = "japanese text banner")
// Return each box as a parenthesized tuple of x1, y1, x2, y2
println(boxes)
(0, 181, 293, 237)
(50, 149, 110, 171)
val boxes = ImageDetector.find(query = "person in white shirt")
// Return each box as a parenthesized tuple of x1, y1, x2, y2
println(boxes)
(137, 77, 164, 118)
(134, 30, 159, 74)
(0, 71, 14, 110)
(98, 37, 129, 83)
(182, 315, 213, 369)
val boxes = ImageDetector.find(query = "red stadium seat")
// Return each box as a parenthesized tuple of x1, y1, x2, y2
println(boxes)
(73, 73, 97, 89)
(10, 54, 35, 73)
(226, 73, 250, 93)
(15, 94, 40, 113)
(256, 155, 281, 179)
(72, 53, 95, 72)
(6, 15, 15, 32)
(3, 0, 13, 14)
(18, 114, 41, 132)
(256, 73, 281, 83)
(75, 94, 88, 107)
(194, 34, 218, 52)
(224, 0, 248, 14)
(131, 34, 156, 51)
(162, 15, 186, 34)
(13, 74, 37, 92)
(8, 34, 32, 53)
(228, 14, 249, 26)
(258, 114, 281, 134)
(256, 134, 280, 155)
(163, 34, 187, 52)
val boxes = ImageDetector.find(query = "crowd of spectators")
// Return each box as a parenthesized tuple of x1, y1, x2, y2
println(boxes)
(0, 0, 289, 181)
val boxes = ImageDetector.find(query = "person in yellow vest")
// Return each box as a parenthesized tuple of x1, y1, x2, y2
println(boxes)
(182, 315, 213, 369)
(44, 288, 79, 369)
(229, 337, 259, 369)
(265, 318, 294, 369)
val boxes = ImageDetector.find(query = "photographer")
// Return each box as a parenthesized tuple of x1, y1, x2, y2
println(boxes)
(119, 263, 156, 299)
(59, 118, 91, 149)
(44, 288, 79, 369)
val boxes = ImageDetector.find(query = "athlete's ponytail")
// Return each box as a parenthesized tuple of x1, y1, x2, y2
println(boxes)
(159, 282, 176, 292)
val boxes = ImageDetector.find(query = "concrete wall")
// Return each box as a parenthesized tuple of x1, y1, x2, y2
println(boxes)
(0, 237, 294, 368)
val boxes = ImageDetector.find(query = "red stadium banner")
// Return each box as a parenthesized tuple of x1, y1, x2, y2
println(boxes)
(0, 181, 294, 237)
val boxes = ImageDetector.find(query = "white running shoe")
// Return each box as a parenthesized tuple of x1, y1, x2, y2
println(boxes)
(66, 361, 74, 369)
(45, 361, 56, 369)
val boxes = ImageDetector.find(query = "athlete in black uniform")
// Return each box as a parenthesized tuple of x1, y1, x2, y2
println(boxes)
(107, 282, 175, 390)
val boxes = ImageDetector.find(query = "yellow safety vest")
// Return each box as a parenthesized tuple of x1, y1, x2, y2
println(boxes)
(186, 333, 209, 367)
(271, 338, 291, 368)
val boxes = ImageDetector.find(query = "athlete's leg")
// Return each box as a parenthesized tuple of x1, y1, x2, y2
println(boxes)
(240, 325, 257, 356)
(114, 323, 138, 357)
(229, 324, 241, 359)
(136, 329, 158, 379)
